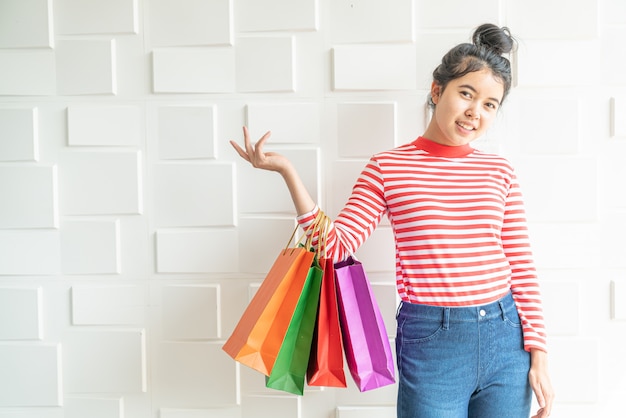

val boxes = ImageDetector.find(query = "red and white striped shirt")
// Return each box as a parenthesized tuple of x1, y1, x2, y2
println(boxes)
(298, 136, 547, 352)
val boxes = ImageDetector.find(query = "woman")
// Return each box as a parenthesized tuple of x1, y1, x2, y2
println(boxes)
(231, 23, 554, 418)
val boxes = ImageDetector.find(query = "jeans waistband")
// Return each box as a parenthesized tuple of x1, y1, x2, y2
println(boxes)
(397, 291, 517, 323)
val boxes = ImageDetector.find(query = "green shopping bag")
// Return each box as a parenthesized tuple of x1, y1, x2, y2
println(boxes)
(265, 257, 323, 395)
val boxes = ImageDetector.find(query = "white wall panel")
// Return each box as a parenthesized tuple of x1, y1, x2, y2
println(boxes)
(153, 163, 234, 227)
(149, 0, 231, 47)
(0, 287, 42, 340)
(162, 285, 220, 340)
(530, 223, 600, 270)
(237, 218, 298, 273)
(0, 165, 57, 229)
(64, 397, 123, 418)
(415, 33, 466, 88)
(241, 394, 300, 418)
(333, 45, 417, 91)
(549, 338, 599, 403)
(64, 330, 147, 393)
(236, 37, 295, 92)
(68, 105, 142, 147)
(160, 408, 240, 418)
(246, 103, 320, 144)
(610, 97, 626, 137)
(0, 107, 38, 161)
(0, 344, 61, 406)
(336, 406, 396, 418)
(329, 160, 368, 219)
(516, 157, 597, 222)
(603, 25, 626, 86)
(59, 151, 142, 215)
(330, 0, 412, 43)
(152, 48, 235, 93)
(510, 0, 598, 39)
(0, 410, 62, 418)
(55, 40, 117, 95)
(611, 280, 626, 320)
(0, 0, 53, 48)
(156, 229, 238, 273)
(0, 230, 60, 275)
(415, 0, 499, 29)
(156, 342, 239, 407)
(157, 106, 216, 159)
(517, 98, 580, 154)
(0, 50, 55, 95)
(61, 220, 120, 274)
(238, 0, 316, 32)
(603, 0, 626, 23)
(72, 285, 143, 325)
(517, 40, 600, 87)
(337, 102, 396, 158)
(237, 148, 319, 213)
(540, 280, 580, 335)
(56, 0, 137, 34)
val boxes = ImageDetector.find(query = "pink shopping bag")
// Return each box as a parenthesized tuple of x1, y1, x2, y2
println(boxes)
(334, 256, 395, 392)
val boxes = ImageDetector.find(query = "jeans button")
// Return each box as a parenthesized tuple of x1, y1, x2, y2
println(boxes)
(479, 309, 486, 317)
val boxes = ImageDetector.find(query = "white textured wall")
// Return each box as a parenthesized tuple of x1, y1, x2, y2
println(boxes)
(0, 0, 624, 417)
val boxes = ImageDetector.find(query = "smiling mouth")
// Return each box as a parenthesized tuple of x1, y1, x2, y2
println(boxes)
(456, 121, 476, 131)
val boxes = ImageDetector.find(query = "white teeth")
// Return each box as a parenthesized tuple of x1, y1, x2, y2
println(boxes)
(457, 122, 474, 130)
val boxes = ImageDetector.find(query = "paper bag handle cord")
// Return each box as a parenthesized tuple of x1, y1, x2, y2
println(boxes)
(283, 210, 326, 255)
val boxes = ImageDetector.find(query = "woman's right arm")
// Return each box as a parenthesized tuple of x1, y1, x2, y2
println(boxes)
(230, 126, 316, 216)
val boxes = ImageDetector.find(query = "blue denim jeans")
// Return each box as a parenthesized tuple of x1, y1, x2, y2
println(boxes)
(395, 292, 532, 418)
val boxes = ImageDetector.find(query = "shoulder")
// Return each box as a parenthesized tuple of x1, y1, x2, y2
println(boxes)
(371, 142, 423, 162)
(470, 149, 516, 172)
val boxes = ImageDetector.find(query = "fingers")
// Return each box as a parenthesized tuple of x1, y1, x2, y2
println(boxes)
(229, 140, 250, 162)
(231, 127, 272, 167)
(531, 382, 554, 417)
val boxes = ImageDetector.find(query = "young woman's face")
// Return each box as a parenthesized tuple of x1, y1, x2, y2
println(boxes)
(424, 68, 504, 147)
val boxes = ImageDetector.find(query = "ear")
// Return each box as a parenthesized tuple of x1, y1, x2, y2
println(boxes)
(430, 82, 442, 105)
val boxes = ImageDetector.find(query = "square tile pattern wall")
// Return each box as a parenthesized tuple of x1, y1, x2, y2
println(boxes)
(0, 0, 624, 417)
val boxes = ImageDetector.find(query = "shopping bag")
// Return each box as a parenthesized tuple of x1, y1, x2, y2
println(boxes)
(222, 214, 324, 375)
(334, 256, 395, 392)
(265, 257, 323, 395)
(306, 256, 347, 388)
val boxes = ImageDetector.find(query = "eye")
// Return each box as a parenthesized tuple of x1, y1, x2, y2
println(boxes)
(460, 90, 472, 98)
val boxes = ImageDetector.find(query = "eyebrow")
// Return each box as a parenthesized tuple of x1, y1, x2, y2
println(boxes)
(459, 84, 501, 105)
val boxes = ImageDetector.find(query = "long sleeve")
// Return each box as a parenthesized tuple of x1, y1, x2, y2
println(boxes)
(501, 176, 547, 352)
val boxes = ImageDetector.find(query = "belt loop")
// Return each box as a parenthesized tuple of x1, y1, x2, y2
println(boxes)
(498, 300, 505, 321)
(442, 307, 450, 330)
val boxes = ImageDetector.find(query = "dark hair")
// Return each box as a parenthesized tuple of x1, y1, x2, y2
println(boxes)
(428, 24, 516, 107)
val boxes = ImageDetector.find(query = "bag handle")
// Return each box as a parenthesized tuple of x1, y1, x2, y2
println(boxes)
(283, 210, 326, 255)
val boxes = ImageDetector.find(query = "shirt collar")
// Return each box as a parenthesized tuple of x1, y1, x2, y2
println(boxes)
(412, 136, 474, 158)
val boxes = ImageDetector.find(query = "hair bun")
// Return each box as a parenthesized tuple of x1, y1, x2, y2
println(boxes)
(472, 23, 515, 55)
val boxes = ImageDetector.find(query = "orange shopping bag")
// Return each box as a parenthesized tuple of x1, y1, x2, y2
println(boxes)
(222, 213, 324, 376)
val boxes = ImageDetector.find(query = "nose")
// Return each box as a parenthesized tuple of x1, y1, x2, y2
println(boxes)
(465, 106, 480, 119)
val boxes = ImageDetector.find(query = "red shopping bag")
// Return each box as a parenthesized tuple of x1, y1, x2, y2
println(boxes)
(334, 256, 395, 392)
(306, 257, 347, 388)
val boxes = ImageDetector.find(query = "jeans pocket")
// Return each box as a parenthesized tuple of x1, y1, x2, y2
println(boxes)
(503, 310, 523, 328)
(398, 315, 443, 344)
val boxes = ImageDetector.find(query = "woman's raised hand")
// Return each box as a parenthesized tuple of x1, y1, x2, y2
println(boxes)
(230, 126, 292, 174)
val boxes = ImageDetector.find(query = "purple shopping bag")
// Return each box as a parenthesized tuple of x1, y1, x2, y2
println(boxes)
(334, 256, 395, 392)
